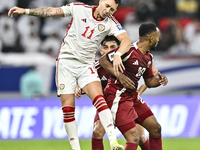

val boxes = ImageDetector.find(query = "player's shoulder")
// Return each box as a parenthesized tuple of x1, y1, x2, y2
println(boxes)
(124, 43, 136, 55)
(72, 2, 93, 8)
(72, 2, 86, 6)
(147, 50, 154, 59)
(108, 15, 120, 25)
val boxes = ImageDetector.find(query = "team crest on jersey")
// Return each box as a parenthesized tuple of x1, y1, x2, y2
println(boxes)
(116, 24, 123, 30)
(98, 24, 105, 32)
(147, 61, 152, 68)
(59, 84, 65, 90)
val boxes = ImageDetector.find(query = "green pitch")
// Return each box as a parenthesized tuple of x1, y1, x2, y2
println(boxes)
(0, 138, 200, 150)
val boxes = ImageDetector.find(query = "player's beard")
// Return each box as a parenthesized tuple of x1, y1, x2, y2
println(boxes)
(97, 13, 105, 19)
(149, 41, 157, 50)
(99, 11, 108, 19)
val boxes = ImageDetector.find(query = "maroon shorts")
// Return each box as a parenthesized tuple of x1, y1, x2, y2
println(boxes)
(94, 94, 138, 134)
(134, 96, 154, 124)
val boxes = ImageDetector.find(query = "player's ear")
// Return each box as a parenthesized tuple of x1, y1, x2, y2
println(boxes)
(149, 36, 154, 44)
(99, 0, 103, 5)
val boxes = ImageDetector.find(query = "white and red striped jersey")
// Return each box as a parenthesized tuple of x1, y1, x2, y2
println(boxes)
(58, 2, 126, 64)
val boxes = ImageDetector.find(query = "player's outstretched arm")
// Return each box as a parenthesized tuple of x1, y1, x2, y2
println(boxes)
(8, 6, 64, 18)
(113, 32, 131, 76)
(99, 54, 135, 90)
(137, 84, 147, 96)
(137, 67, 158, 95)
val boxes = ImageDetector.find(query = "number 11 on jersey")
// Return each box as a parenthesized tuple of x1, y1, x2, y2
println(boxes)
(81, 26, 95, 39)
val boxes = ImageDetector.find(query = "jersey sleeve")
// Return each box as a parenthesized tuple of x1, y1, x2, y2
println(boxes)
(143, 53, 154, 79)
(108, 16, 126, 37)
(105, 49, 117, 62)
(143, 63, 154, 79)
(61, 3, 73, 17)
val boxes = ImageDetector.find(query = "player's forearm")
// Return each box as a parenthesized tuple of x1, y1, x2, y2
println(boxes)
(28, 7, 64, 17)
(99, 55, 117, 77)
(145, 77, 160, 88)
(116, 33, 131, 55)
(137, 84, 148, 96)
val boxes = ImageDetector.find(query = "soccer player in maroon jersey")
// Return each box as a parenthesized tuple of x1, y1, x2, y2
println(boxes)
(76, 35, 167, 150)
(93, 22, 168, 150)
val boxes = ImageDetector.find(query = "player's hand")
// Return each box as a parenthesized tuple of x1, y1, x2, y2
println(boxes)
(8, 6, 25, 17)
(113, 54, 125, 76)
(75, 86, 81, 99)
(118, 73, 135, 90)
(158, 72, 168, 86)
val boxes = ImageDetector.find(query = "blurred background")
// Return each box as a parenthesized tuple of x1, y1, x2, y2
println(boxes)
(0, 0, 200, 149)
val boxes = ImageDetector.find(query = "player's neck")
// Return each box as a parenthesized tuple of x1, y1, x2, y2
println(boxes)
(136, 41, 149, 54)
(93, 7, 104, 20)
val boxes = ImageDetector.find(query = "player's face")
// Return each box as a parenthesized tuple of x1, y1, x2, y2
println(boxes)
(100, 41, 118, 55)
(98, 0, 118, 19)
(149, 29, 160, 50)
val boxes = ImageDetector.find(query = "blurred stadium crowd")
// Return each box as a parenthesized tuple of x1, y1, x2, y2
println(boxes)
(1, 0, 200, 57)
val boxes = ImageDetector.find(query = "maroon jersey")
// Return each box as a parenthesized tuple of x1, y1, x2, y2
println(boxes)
(95, 60, 110, 90)
(104, 42, 154, 99)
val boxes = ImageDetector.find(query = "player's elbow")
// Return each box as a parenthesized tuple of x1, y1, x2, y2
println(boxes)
(153, 68, 158, 76)
(146, 83, 151, 88)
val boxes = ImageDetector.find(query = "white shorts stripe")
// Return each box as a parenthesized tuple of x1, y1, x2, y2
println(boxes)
(110, 87, 126, 124)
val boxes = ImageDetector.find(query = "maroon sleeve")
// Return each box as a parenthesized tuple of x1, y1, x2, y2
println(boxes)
(105, 49, 117, 62)
(105, 46, 121, 62)
(143, 63, 154, 79)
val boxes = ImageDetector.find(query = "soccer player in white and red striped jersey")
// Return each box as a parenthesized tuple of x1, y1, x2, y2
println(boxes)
(8, 0, 132, 150)
(93, 22, 168, 150)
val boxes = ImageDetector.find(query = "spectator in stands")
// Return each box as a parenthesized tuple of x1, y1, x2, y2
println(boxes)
(123, 12, 140, 42)
(20, 32, 42, 53)
(176, 0, 199, 18)
(20, 66, 43, 98)
(41, 32, 61, 57)
(183, 16, 200, 45)
(187, 21, 200, 55)
(166, 17, 187, 55)
(0, 0, 17, 13)
(17, 15, 40, 42)
(0, 10, 19, 52)
(134, 0, 156, 22)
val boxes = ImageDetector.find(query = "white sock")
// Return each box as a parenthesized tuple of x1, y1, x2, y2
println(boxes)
(64, 121, 81, 150)
(98, 109, 117, 144)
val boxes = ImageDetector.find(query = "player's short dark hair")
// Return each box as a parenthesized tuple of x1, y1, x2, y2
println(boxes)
(101, 35, 120, 46)
(139, 22, 157, 37)
(114, 0, 121, 7)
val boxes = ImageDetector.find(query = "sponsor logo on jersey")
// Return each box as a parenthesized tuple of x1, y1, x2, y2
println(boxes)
(81, 18, 86, 23)
(98, 24, 105, 32)
(133, 60, 138, 65)
(116, 24, 123, 30)
(101, 76, 107, 81)
(60, 84, 65, 90)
